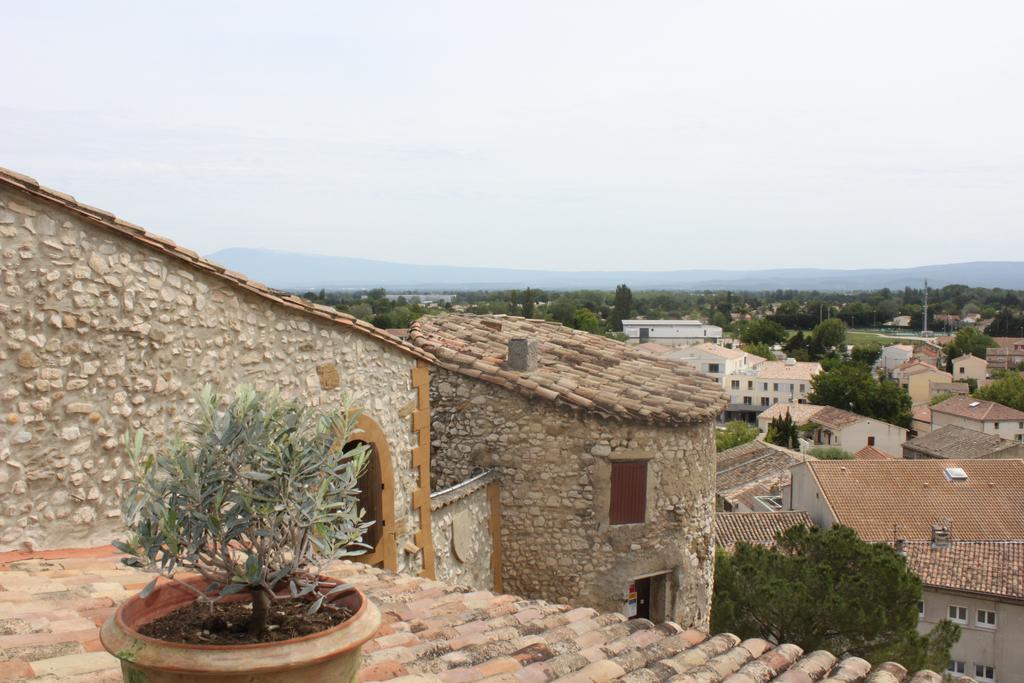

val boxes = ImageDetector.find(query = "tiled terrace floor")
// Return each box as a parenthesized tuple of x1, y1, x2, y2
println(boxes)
(0, 548, 958, 682)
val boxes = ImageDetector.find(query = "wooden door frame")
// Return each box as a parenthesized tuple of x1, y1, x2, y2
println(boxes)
(344, 413, 398, 572)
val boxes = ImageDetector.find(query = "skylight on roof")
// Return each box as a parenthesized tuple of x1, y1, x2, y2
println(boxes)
(968, 401, 981, 408)
(944, 467, 968, 481)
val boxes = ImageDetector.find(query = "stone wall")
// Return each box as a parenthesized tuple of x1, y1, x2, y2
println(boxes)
(429, 366, 717, 629)
(430, 469, 498, 591)
(0, 186, 428, 573)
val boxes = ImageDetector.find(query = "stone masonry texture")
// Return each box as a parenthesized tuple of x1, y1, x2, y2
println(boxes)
(0, 187, 425, 571)
(428, 366, 717, 629)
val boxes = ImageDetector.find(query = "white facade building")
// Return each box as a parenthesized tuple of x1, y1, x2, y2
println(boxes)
(878, 344, 914, 373)
(623, 320, 722, 344)
(722, 359, 822, 423)
(665, 343, 766, 384)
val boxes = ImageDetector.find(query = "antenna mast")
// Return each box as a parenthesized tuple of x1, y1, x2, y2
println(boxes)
(922, 279, 928, 335)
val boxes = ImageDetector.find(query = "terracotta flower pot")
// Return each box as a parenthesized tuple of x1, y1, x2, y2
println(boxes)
(100, 576, 381, 683)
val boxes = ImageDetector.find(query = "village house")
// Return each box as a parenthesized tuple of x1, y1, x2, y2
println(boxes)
(987, 338, 1024, 371)
(715, 439, 811, 512)
(662, 342, 765, 386)
(0, 168, 439, 573)
(929, 381, 971, 401)
(953, 353, 989, 383)
(905, 540, 1024, 683)
(621, 319, 722, 345)
(931, 395, 1024, 442)
(410, 314, 727, 626)
(903, 425, 1024, 460)
(878, 343, 914, 373)
(786, 459, 1024, 542)
(786, 459, 1024, 683)
(893, 360, 954, 406)
(757, 403, 909, 457)
(721, 358, 822, 423)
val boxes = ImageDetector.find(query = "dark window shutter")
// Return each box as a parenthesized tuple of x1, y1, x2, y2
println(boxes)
(610, 461, 647, 525)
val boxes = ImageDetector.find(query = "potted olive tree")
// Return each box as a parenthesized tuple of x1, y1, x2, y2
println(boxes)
(101, 385, 382, 683)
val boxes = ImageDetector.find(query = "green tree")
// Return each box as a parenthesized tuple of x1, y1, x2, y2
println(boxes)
(711, 526, 960, 668)
(609, 284, 633, 332)
(810, 318, 847, 352)
(765, 412, 799, 449)
(809, 362, 912, 428)
(809, 446, 853, 460)
(945, 327, 996, 361)
(741, 319, 788, 346)
(850, 344, 882, 366)
(744, 342, 775, 361)
(716, 421, 760, 452)
(974, 371, 1024, 411)
(573, 307, 601, 333)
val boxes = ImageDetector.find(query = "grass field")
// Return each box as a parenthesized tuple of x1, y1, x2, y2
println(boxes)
(846, 330, 912, 347)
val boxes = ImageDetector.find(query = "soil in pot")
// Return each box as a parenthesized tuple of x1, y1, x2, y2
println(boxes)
(137, 597, 355, 645)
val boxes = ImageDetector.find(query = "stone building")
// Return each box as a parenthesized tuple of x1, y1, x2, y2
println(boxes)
(0, 167, 435, 577)
(410, 314, 727, 628)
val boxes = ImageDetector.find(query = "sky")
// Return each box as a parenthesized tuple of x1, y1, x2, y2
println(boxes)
(2, 1, 1023, 271)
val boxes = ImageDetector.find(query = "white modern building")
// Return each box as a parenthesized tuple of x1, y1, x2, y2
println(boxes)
(878, 344, 914, 373)
(622, 320, 722, 344)
(665, 343, 766, 383)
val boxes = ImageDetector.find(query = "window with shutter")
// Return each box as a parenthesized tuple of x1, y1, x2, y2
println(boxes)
(610, 461, 647, 525)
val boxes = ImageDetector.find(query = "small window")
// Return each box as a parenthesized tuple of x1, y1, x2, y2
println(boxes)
(977, 609, 997, 628)
(731, 380, 740, 389)
(975, 664, 995, 682)
(610, 461, 647, 525)
(743, 396, 752, 405)
(959, 367, 965, 374)
(761, 397, 770, 406)
(773, 383, 779, 391)
(868, 436, 875, 446)
(948, 605, 968, 624)
(762, 382, 768, 391)
(708, 363, 720, 373)
(947, 660, 965, 675)
(917, 600, 924, 617)
(747, 381, 753, 390)
(800, 384, 805, 392)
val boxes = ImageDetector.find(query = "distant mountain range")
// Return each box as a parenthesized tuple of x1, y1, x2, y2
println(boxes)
(207, 248, 1024, 292)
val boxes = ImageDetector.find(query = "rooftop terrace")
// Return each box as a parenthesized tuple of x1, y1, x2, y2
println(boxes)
(0, 548, 961, 682)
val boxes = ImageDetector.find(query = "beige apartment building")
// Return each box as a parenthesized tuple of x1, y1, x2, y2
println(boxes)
(664, 342, 766, 385)
(893, 360, 953, 406)
(722, 359, 822, 423)
(932, 396, 1024, 442)
(952, 353, 989, 383)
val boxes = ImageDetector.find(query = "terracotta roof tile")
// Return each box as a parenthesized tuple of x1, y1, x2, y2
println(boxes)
(409, 315, 727, 424)
(930, 395, 1024, 422)
(804, 459, 1024, 541)
(0, 549, 962, 682)
(807, 406, 866, 429)
(0, 166, 433, 363)
(853, 446, 892, 461)
(756, 403, 826, 425)
(903, 425, 1023, 460)
(900, 541, 1024, 600)
(753, 361, 822, 381)
(715, 511, 814, 548)
(717, 441, 811, 509)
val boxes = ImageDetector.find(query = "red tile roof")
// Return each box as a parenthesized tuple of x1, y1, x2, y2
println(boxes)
(931, 395, 1024, 422)
(0, 166, 433, 363)
(853, 446, 891, 461)
(804, 459, 1024, 541)
(0, 548, 959, 682)
(901, 541, 1024, 601)
(715, 511, 813, 548)
(409, 314, 728, 424)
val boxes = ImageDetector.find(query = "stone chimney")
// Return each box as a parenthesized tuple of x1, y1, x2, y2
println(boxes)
(507, 338, 539, 373)
(930, 521, 952, 549)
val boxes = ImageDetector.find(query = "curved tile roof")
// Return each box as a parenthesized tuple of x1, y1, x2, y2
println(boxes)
(0, 166, 432, 363)
(0, 548, 961, 682)
(409, 314, 727, 424)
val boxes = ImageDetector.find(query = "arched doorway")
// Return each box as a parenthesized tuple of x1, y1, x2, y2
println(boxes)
(340, 414, 397, 571)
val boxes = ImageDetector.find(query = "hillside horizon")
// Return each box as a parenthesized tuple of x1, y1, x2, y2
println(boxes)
(208, 248, 1024, 292)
